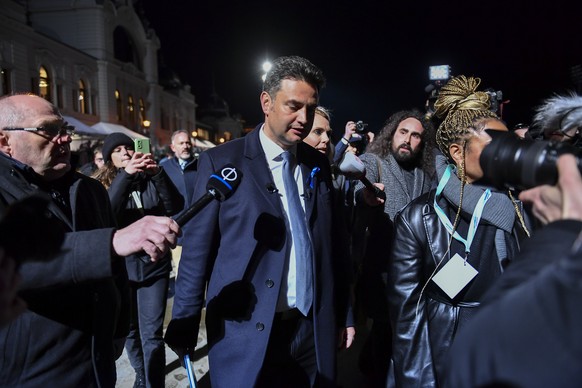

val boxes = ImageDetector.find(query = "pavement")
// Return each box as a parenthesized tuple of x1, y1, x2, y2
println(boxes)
(115, 293, 373, 388)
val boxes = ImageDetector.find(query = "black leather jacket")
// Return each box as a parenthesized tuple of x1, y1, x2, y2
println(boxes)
(388, 189, 522, 388)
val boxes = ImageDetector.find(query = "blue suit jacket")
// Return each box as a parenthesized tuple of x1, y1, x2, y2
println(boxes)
(172, 125, 350, 387)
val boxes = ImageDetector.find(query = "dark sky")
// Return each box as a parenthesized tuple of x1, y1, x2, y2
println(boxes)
(140, 0, 582, 139)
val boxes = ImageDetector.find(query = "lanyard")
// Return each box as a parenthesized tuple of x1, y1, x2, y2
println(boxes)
(434, 165, 491, 255)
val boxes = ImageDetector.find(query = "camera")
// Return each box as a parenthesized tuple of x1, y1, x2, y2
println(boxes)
(479, 131, 582, 190)
(355, 120, 368, 133)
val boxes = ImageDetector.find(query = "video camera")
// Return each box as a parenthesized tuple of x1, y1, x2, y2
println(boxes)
(479, 131, 582, 190)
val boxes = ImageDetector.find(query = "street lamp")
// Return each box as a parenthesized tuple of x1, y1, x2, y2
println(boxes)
(261, 60, 272, 82)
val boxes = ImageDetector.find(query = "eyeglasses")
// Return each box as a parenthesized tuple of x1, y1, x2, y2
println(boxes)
(3, 124, 75, 139)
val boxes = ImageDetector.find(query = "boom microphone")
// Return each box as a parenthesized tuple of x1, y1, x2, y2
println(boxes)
(338, 152, 386, 201)
(173, 164, 242, 227)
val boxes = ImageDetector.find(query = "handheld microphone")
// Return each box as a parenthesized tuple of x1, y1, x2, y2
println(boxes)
(173, 164, 243, 227)
(338, 152, 386, 201)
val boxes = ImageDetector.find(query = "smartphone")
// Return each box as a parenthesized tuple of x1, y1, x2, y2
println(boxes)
(134, 138, 151, 154)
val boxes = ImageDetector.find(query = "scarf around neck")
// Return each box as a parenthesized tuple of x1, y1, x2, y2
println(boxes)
(435, 153, 515, 234)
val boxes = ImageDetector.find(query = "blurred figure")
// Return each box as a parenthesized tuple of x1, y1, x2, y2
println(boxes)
(94, 132, 183, 388)
(388, 76, 530, 387)
(352, 109, 435, 386)
(444, 154, 582, 388)
(0, 94, 179, 387)
(79, 146, 104, 176)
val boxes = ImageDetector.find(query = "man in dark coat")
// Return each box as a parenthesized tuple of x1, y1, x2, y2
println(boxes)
(165, 56, 353, 387)
(160, 129, 197, 214)
(0, 93, 180, 387)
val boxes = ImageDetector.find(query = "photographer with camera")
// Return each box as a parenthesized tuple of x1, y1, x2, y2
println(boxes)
(387, 76, 531, 387)
(0, 94, 180, 387)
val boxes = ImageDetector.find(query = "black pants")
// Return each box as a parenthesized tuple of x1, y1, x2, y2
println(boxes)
(256, 309, 317, 387)
(125, 274, 169, 388)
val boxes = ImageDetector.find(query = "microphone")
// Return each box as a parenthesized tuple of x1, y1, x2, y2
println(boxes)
(338, 152, 386, 201)
(173, 164, 243, 227)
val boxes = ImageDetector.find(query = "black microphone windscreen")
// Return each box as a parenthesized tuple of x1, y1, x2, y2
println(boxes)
(207, 164, 243, 201)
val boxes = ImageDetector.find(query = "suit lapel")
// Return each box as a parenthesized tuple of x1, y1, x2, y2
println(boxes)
(243, 127, 284, 213)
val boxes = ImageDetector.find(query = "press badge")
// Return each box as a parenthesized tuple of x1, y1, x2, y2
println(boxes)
(432, 253, 478, 299)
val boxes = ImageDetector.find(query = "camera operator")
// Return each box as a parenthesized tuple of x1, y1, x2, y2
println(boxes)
(444, 154, 582, 387)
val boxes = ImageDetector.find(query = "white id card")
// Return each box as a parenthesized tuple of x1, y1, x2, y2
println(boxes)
(432, 253, 478, 299)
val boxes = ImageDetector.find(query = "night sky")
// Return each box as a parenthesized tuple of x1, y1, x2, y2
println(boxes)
(140, 0, 582, 139)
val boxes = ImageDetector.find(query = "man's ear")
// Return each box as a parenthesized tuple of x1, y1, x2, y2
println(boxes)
(0, 131, 11, 157)
(260, 91, 272, 115)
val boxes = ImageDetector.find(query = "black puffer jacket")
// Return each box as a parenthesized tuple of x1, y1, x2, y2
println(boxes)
(108, 168, 183, 282)
(388, 190, 522, 387)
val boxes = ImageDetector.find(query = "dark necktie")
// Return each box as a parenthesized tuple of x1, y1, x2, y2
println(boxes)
(281, 151, 313, 315)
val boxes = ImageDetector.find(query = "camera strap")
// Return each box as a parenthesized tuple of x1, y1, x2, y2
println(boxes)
(433, 164, 491, 256)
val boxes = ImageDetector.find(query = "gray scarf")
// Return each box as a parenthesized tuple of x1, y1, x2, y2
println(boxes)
(435, 154, 516, 264)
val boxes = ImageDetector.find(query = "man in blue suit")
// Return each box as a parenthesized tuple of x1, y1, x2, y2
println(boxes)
(165, 56, 354, 387)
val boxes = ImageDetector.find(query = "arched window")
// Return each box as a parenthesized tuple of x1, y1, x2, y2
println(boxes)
(39, 66, 51, 101)
(115, 90, 123, 121)
(78, 80, 88, 114)
(113, 27, 141, 70)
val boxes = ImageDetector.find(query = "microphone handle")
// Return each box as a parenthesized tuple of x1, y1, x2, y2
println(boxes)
(173, 191, 216, 227)
(360, 176, 387, 201)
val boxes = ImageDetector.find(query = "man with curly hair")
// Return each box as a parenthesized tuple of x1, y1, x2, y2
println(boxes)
(352, 109, 435, 385)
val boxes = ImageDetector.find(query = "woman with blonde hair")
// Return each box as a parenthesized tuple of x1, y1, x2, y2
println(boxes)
(387, 75, 531, 387)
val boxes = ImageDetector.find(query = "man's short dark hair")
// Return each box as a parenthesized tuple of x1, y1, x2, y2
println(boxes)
(262, 56, 326, 97)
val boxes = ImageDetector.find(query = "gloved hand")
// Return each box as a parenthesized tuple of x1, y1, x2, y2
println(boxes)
(164, 316, 200, 365)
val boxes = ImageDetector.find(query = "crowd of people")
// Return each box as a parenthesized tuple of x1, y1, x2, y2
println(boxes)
(1, 55, 582, 388)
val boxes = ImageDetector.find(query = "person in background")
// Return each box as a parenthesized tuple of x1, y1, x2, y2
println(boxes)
(388, 75, 530, 387)
(159, 129, 198, 292)
(0, 93, 179, 387)
(79, 146, 104, 176)
(94, 132, 183, 388)
(160, 129, 197, 217)
(352, 109, 435, 386)
(165, 55, 354, 387)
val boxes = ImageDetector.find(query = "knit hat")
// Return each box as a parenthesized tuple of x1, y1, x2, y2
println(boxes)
(102, 133, 133, 162)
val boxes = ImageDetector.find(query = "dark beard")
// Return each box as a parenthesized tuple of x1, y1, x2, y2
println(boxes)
(391, 145, 421, 169)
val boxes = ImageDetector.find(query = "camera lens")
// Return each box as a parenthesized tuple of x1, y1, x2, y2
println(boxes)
(480, 131, 582, 190)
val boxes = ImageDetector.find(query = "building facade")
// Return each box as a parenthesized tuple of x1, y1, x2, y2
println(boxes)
(0, 0, 198, 147)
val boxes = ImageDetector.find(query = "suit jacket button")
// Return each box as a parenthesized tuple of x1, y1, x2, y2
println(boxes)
(256, 322, 265, 331)
(265, 279, 274, 288)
